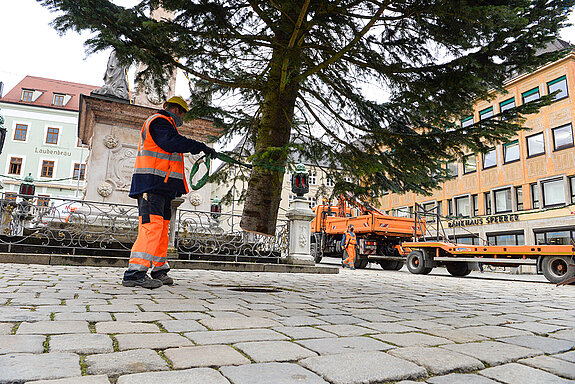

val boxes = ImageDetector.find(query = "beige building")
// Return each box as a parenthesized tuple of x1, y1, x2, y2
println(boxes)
(381, 41, 575, 247)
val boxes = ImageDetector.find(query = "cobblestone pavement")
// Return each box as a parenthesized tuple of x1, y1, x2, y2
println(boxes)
(0, 263, 574, 384)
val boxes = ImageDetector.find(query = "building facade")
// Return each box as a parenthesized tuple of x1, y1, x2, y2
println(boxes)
(380, 48, 575, 248)
(0, 76, 97, 202)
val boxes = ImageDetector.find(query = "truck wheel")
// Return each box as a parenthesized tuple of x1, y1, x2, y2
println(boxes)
(379, 260, 401, 270)
(542, 255, 575, 284)
(355, 258, 368, 269)
(406, 251, 432, 274)
(446, 262, 471, 277)
(311, 243, 322, 264)
(393, 261, 404, 271)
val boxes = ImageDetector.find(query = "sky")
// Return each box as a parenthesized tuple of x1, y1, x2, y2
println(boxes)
(1, 1, 575, 99)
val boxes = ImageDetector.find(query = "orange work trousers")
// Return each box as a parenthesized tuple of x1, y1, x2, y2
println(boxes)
(126, 193, 171, 274)
(344, 244, 356, 265)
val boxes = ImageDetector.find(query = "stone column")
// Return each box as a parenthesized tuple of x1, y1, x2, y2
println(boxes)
(284, 198, 315, 265)
(167, 197, 185, 259)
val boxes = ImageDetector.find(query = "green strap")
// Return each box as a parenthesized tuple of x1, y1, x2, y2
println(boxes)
(189, 152, 254, 191)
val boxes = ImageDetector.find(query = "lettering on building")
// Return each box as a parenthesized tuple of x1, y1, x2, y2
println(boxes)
(34, 147, 72, 157)
(448, 214, 520, 228)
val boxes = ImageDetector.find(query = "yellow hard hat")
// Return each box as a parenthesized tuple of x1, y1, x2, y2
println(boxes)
(164, 96, 190, 112)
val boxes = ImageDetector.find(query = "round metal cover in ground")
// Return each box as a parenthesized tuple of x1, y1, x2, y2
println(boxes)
(229, 286, 282, 293)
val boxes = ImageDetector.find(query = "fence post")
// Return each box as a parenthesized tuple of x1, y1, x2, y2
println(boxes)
(168, 197, 185, 258)
(284, 197, 315, 265)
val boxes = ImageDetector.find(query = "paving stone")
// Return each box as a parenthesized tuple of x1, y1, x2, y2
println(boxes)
(114, 312, 172, 322)
(50, 334, 114, 354)
(115, 333, 193, 350)
(277, 316, 327, 326)
(200, 316, 280, 330)
(164, 345, 250, 368)
(359, 322, 419, 333)
(397, 320, 452, 330)
(317, 314, 362, 325)
(88, 305, 142, 312)
(0, 353, 81, 382)
(85, 349, 169, 376)
(26, 375, 111, 383)
(479, 362, 571, 384)
(157, 319, 207, 332)
(373, 332, 453, 347)
(427, 373, 499, 383)
(116, 368, 230, 384)
(17, 321, 90, 335)
(140, 303, 206, 312)
(300, 351, 427, 384)
(554, 350, 575, 363)
(0, 309, 50, 322)
(272, 326, 337, 340)
(441, 341, 541, 365)
(296, 336, 393, 355)
(550, 329, 575, 342)
(425, 328, 487, 343)
(54, 312, 113, 322)
(185, 329, 289, 345)
(95, 321, 160, 334)
(235, 340, 318, 362)
(0, 335, 45, 354)
(500, 335, 575, 354)
(388, 346, 484, 375)
(462, 325, 532, 339)
(505, 322, 568, 336)
(519, 355, 575, 379)
(220, 362, 328, 384)
(316, 324, 375, 336)
(0, 323, 14, 335)
(169, 312, 211, 320)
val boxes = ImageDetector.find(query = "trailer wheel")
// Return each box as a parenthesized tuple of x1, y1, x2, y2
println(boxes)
(406, 251, 432, 274)
(393, 261, 404, 271)
(446, 262, 471, 277)
(379, 260, 403, 270)
(542, 255, 575, 284)
(355, 258, 368, 269)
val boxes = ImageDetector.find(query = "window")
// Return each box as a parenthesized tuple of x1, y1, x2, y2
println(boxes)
(472, 194, 478, 216)
(77, 138, 87, 148)
(515, 186, 523, 211)
(499, 98, 516, 113)
(446, 161, 458, 178)
(522, 87, 540, 103)
(530, 183, 539, 209)
(571, 177, 575, 204)
(455, 236, 479, 245)
(9, 157, 22, 175)
(326, 177, 334, 187)
(21, 89, 33, 102)
(503, 140, 520, 163)
(455, 196, 470, 217)
(395, 206, 410, 218)
(479, 106, 494, 121)
(484, 192, 492, 215)
(45, 127, 59, 145)
(463, 154, 476, 174)
(461, 116, 474, 128)
(535, 229, 575, 245)
(542, 178, 565, 207)
(41, 161, 55, 178)
(14, 124, 28, 141)
(487, 232, 525, 246)
(552, 124, 573, 151)
(73, 164, 86, 181)
(37, 195, 50, 207)
(447, 199, 453, 216)
(422, 202, 436, 219)
(483, 148, 497, 169)
(547, 75, 568, 101)
(494, 188, 512, 213)
(53, 94, 65, 107)
(526, 132, 545, 157)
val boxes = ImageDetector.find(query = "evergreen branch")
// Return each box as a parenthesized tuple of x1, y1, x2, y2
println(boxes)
(280, 0, 310, 92)
(247, 0, 278, 33)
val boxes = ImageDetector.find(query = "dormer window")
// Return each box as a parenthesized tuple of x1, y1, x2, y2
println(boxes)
(21, 89, 34, 102)
(53, 93, 65, 107)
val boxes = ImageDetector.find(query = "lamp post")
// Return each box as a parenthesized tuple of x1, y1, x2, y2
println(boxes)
(291, 163, 309, 197)
(19, 173, 36, 201)
(211, 196, 221, 220)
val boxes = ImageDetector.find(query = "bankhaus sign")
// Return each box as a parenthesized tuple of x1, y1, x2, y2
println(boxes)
(447, 213, 520, 228)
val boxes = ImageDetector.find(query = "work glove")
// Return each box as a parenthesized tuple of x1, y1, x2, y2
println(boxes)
(203, 146, 218, 158)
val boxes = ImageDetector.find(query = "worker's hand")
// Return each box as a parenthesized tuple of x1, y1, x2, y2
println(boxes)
(203, 146, 218, 158)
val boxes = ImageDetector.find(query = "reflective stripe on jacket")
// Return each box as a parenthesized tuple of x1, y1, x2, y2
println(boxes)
(341, 231, 357, 248)
(132, 114, 190, 195)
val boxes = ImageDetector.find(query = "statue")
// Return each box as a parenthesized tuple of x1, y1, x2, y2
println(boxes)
(92, 50, 130, 100)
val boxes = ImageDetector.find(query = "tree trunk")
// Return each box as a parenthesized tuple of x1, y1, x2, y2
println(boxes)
(240, 13, 301, 236)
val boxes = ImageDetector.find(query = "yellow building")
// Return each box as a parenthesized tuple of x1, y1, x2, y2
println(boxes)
(381, 41, 575, 247)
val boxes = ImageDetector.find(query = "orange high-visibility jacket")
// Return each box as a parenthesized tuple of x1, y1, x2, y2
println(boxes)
(132, 114, 190, 195)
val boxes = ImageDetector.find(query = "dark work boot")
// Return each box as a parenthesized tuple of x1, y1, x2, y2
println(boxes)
(151, 271, 173, 286)
(122, 275, 162, 289)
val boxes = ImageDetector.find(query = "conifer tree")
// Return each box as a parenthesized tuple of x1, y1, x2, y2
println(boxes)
(41, 0, 574, 234)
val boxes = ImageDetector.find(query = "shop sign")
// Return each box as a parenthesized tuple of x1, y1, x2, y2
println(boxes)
(448, 213, 520, 228)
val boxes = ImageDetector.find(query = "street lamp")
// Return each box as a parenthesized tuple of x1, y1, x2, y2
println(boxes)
(19, 173, 36, 200)
(291, 163, 309, 197)
(210, 196, 221, 220)
(0, 107, 6, 155)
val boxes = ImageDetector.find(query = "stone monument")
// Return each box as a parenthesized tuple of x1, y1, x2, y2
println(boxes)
(92, 50, 130, 101)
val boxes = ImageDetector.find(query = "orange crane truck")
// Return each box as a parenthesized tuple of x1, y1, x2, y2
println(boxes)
(310, 193, 425, 269)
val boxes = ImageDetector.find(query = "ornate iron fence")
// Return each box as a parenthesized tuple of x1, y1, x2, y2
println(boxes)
(0, 193, 289, 262)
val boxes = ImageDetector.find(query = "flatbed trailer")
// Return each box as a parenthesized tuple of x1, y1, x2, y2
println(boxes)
(402, 241, 575, 283)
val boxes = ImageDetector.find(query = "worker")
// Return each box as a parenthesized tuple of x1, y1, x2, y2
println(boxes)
(341, 224, 357, 269)
(122, 96, 217, 289)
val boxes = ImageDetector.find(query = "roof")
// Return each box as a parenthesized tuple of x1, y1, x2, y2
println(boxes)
(1, 75, 98, 112)
(535, 38, 573, 56)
